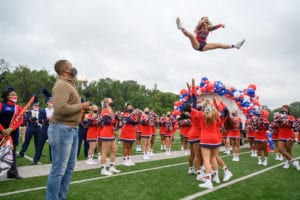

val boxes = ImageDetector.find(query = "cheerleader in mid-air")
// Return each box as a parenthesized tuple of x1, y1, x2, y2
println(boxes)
(176, 17, 245, 52)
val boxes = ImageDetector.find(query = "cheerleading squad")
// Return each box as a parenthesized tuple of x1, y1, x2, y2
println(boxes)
(77, 98, 178, 176)
(245, 105, 300, 169)
(175, 79, 300, 189)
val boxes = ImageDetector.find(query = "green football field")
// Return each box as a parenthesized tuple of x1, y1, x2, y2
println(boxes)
(1, 131, 300, 200)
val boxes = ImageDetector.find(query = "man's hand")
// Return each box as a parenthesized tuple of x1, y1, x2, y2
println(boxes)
(81, 102, 91, 110)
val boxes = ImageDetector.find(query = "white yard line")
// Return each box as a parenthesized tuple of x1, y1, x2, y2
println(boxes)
(180, 156, 300, 200)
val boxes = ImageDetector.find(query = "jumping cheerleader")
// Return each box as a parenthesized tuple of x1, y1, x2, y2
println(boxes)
(176, 17, 245, 52)
(99, 98, 121, 176)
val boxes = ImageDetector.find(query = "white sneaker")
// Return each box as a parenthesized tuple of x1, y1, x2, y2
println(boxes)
(160, 145, 164, 150)
(262, 159, 268, 166)
(123, 160, 131, 166)
(292, 160, 300, 170)
(199, 181, 213, 189)
(226, 150, 230, 155)
(97, 153, 101, 161)
(176, 17, 183, 30)
(165, 151, 171, 156)
(149, 151, 154, 157)
(196, 174, 205, 182)
(86, 158, 97, 165)
(184, 150, 189, 156)
(188, 168, 194, 175)
(212, 175, 220, 184)
(283, 160, 290, 169)
(109, 166, 121, 174)
(278, 155, 284, 161)
(258, 159, 263, 165)
(223, 171, 233, 182)
(127, 159, 135, 166)
(143, 154, 150, 160)
(235, 39, 246, 49)
(101, 169, 113, 176)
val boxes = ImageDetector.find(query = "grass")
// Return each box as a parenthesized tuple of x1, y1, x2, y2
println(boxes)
(2, 131, 300, 200)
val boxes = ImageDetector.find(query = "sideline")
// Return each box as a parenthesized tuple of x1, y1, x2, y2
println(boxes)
(180, 156, 300, 200)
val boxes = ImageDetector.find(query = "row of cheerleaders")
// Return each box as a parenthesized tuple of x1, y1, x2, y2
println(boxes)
(171, 77, 300, 189)
(81, 104, 179, 176)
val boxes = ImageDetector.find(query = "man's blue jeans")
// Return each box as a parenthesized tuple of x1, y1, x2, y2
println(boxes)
(46, 123, 78, 200)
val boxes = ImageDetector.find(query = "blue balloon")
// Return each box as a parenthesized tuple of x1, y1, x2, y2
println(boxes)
(247, 88, 255, 97)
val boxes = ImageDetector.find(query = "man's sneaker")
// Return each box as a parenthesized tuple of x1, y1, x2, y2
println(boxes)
(109, 166, 121, 174)
(258, 159, 263, 165)
(176, 17, 183, 30)
(212, 175, 220, 184)
(223, 171, 233, 182)
(101, 169, 113, 176)
(283, 160, 290, 169)
(199, 181, 213, 189)
(235, 39, 246, 49)
(86, 158, 97, 165)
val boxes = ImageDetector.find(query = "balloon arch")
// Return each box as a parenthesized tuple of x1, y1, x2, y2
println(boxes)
(173, 77, 261, 120)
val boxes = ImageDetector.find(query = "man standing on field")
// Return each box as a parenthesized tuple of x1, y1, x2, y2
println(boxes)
(46, 59, 90, 200)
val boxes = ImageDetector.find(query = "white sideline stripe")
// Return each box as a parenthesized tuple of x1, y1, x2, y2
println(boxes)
(180, 156, 300, 200)
(0, 152, 250, 197)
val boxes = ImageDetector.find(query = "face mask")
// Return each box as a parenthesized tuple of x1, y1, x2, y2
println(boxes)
(33, 107, 39, 111)
(93, 110, 98, 113)
(167, 115, 171, 117)
(109, 102, 114, 107)
(128, 109, 133, 113)
(145, 112, 149, 115)
(8, 96, 18, 103)
(69, 67, 78, 78)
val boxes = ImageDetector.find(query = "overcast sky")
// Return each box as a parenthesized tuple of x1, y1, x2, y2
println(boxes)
(1, 0, 299, 109)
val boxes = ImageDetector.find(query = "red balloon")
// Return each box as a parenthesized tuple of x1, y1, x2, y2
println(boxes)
(207, 83, 214, 92)
(174, 101, 180, 107)
(180, 89, 187, 95)
(200, 87, 207, 93)
(248, 84, 257, 91)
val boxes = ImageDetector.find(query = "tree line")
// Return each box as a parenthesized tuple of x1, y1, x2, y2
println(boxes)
(0, 59, 179, 115)
(1, 59, 299, 118)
